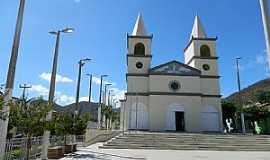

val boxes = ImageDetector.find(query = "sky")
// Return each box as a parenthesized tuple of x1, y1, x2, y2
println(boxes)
(0, 0, 269, 106)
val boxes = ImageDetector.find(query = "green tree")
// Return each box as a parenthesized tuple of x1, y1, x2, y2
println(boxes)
(0, 96, 4, 120)
(221, 101, 237, 132)
(254, 90, 270, 104)
(72, 112, 90, 135)
(51, 112, 73, 145)
(8, 97, 50, 160)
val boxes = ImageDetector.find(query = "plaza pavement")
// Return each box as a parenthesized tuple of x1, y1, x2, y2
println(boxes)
(60, 143, 270, 160)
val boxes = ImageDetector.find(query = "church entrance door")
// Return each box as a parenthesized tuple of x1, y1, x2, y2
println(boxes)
(175, 112, 185, 131)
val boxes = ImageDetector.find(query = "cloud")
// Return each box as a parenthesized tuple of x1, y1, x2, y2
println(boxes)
(256, 54, 268, 65)
(40, 73, 73, 83)
(30, 85, 49, 96)
(29, 84, 97, 105)
(56, 94, 75, 105)
(109, 87, 126, 108)
(92, 76, 116, 86)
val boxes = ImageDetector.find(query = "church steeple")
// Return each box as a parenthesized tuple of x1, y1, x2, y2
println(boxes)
(132, 13, 148, 36)
(190, 16, 207, 40)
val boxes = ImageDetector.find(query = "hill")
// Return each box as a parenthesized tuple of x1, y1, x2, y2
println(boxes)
(224, 78, 270, 105)
(54, 101, 99, 121)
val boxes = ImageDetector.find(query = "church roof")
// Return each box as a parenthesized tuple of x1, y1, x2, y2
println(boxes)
(150, 60, 201, 76)
(190, 15, 207, 40)
(132, 13, 148, 36)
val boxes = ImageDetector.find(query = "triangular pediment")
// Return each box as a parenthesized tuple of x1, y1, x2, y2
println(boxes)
(150, 60, 201, 76)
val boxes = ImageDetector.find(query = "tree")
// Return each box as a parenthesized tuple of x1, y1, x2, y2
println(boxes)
(8, 97, 50, 160)
(0, 96, 4, 120)
(221, 101, 237, 132)
(254, 90, 270, 104)
(72, 112, 90, 135)
(51, 112, 73, 145)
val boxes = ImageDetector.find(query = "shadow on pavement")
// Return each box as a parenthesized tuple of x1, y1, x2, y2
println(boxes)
(64, 150, 146, 160)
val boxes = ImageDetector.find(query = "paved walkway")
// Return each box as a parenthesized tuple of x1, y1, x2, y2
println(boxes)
(61, 143, 270, 160)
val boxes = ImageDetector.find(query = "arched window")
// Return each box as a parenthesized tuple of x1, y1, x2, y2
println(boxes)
(200, 45, 211, 57)
(134, 43, 145, 56)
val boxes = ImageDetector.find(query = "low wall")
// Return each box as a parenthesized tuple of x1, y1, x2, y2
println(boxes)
(84, 129, 120, 146)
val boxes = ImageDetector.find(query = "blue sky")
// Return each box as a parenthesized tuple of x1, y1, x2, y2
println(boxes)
(0, 0, 269, 105)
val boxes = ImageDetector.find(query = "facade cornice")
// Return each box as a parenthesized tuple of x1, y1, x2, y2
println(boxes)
(127, 54, 152, 58)
(126, 73, 220, 80)
(186, 56, 219, 66)
(184, 36, 218, 52)
(126, 73, 149, 77)
(200, 75, 221, 79)
(127, 34, 153, 39)
(126, 92, 222, 97)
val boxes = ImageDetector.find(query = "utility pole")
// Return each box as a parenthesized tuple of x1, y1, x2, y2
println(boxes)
(75, 58, 91, 115)
(236, 57, 246, 134)
(0, 0, 26, 156)
(98, 75, 108, 128)
(260, 0, 270, 68)
(41, 27, 74, 160)
(19, 84, 31, 99)
(86, 74, 92, 104)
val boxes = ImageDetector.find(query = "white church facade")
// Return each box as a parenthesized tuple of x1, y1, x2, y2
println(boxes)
(120, 14, 223, 132)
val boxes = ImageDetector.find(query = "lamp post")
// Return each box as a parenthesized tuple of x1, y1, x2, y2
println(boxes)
(75, 58, 91, 115)
(104, 84, 112, 106)
(98, 75, 108, 128)
(86, 74, 93, 104)
(41, 27, 74, 160)
(0, 0, 26, 156)
(236, 57, 246, 134)
(260, 0, 270, 68)
(108, 90, 114, 106)
(19, 84, 31, 99)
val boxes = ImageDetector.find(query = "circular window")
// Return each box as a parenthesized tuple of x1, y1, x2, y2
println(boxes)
(169, 81, 180, 91)
(136, 62, 143, 69)
(203, 64, 210, 71)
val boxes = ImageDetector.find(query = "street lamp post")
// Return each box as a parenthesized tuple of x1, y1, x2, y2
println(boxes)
(98, 75, 108, 128)
(75, 58, 91, 115)
(41, 27, 74, 160)
(86, 74, 93, 104)
(108, 90, 113, 106)
(0, 0, 26, 156)
(104, 84, 112, 106)
(236, 57, 246, 134)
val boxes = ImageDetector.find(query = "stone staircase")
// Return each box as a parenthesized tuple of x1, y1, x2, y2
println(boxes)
(100, 132, 270, 151)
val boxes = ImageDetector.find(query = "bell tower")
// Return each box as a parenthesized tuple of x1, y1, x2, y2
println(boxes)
(127, 13, 152, 74)
(184, 16, 219, 77)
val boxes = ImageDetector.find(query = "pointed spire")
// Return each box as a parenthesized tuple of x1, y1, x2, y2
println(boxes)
(132, 13, 148, 36)
(190, 15, 207, 40)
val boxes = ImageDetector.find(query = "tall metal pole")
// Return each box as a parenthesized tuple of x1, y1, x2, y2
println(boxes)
(104, 84, 112, 106)
(41, 27, 74, 159)
(98, 75, 108, 128)
(86, 74, 92, 104)
(41, 30, 60, 160)
(75, 59, 90, 115)
(236, 58, 246, 134)
(0, 0, 26, 156)
(260, 0, 270, 68)
(75, 61, 83, 115)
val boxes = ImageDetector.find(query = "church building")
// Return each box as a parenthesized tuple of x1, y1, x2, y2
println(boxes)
(120, 14, 223, 132)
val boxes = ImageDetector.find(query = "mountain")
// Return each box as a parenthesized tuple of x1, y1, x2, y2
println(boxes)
(54, 101, 99, 121)
(224, 78, 270, 105)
